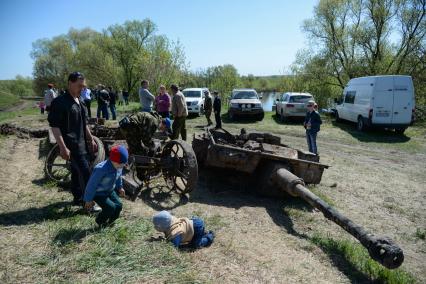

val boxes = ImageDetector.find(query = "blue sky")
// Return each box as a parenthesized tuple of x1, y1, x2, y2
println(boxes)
(0, 0, 318, 79)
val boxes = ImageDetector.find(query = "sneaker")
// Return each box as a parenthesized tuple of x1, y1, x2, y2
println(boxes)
(88, 203, 102, 213)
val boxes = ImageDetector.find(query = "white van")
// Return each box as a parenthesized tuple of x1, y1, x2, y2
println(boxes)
(335, 75, 415, 133)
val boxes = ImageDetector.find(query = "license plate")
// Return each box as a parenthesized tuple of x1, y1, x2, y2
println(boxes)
(242, 108, 251, 111)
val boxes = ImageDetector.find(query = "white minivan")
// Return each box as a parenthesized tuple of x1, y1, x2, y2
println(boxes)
(335, 75, 415, 133)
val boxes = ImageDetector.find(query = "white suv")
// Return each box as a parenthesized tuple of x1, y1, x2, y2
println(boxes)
(182, 88, 208, 116)
(275, 92, 313, 122)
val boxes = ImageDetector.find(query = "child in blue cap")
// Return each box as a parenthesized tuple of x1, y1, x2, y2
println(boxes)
(84, 145, 128, 227)
(159, 117, 172, 137)
(152, 210, 215, 248)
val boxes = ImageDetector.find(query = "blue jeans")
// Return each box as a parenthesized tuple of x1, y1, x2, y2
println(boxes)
(97, 104, 109, 120)
(306, 131, 318, 154)
(109, 104, 116, 120)
(190, 217, 214, 248)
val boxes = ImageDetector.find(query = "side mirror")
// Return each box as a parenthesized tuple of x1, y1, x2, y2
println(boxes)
(276, 98, 279, 102)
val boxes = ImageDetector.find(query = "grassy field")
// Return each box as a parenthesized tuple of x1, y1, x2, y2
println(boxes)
(0, 101, 425, 283)
(0, 90, 20, 110)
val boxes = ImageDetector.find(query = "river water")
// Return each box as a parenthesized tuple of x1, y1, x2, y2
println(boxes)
(260, 92, 279, 111)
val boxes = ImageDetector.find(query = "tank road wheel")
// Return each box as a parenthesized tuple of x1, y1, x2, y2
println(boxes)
(44, 136, 105, 185)
(161, 140, 198, 194)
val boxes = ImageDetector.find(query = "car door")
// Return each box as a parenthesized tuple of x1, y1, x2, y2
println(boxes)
(372, 77, 393, 124)
(392, 77, 413, 124)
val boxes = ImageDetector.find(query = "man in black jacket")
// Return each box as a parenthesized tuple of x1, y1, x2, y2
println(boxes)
(213, 91, 222, 129)
(48, 72, 98, 207)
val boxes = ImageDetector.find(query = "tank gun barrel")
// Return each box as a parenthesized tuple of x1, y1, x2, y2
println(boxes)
(272, 168, 404, 269)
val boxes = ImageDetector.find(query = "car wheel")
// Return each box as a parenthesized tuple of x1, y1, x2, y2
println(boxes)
(357, 116, 365, 131)
(395, 127, 407, 135)
(257, 113, 264, 121)
(280, 110, 286, 123)
(228, 111, 234, 121)
(335, 111, 341, 122)
(200, 105, 204, 116)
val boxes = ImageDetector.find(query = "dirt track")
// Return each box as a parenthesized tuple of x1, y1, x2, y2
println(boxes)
(0, 120, 424, 282)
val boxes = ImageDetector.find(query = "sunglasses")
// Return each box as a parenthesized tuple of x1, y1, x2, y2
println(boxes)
(307, 105, 314, 107)
(68, 72, 85, 82)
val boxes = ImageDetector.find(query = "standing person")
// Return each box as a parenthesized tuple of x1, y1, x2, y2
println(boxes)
(97, 85, 110, 120)
(81, 84, 92, 118)
(38, 101, 46, 114)
(170, 84, 188, 140)
(84, 145, 127, 228)
(48, 72, 99, 209)
(123, 89, 129, 105)
(213, 91, 222, 129)
(203, 90, 213, 126)
(118, 89, 124, 106)
(139, 80, 155, 112)
(108, 87, 117, 120)
(304, 100, 322, 155)
(155, 85, 171, 118)
(44, 83, 57, 112)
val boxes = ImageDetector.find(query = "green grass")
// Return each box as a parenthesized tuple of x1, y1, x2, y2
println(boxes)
(311, 234, 416, 284)
(0, 106, 39, 123)
(0, 90, 20, 110)
(14, 209, 202, 283)
(414, 228, 425, 240)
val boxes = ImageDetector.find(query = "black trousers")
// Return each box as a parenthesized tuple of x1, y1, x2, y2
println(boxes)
(70, 153, 91, 201)
(214, 111, 222, 128)
(84, 99, 91, 118)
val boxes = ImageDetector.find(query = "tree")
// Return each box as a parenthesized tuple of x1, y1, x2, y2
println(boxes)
(299, 0, 426, 104)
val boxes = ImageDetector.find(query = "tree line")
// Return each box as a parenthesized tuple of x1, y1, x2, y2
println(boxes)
(28, 0, 426, 107)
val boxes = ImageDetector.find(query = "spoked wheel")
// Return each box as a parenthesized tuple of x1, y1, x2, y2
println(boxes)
(161, 140, 198, 194)
(44, 145, 71, 185)
(44, 136, 105, 185)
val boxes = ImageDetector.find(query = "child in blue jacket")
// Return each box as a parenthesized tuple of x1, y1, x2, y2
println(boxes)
(84, 145, 128, 227)
(152, 210, 215, 248)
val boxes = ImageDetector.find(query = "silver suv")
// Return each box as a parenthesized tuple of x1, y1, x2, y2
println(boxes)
(228, 88, 264, 121)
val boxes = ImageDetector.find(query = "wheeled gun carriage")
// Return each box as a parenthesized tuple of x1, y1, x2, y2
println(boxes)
(192, 128, 404, 269)
(44, 121, 198, 199)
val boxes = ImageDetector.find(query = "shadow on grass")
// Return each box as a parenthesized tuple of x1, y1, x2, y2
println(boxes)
(53, 227, 96, 246)
(331, 120, 410, 143)
(221, 112, 262, 124)
(0, 201, 80, 226)
(134, 183, 189, 211)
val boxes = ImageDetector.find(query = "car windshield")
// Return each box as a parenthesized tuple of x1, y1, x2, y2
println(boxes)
(232, 91, 257, 99)
(183, 91, 202, 98)
(289, 95, 312, 103)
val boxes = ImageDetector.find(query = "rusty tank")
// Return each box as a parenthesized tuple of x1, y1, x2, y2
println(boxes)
(192, 127, 404, 269)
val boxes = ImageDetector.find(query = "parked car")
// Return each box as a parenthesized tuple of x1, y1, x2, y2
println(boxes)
(228, 88, 264, 121)
(335, 75, 415, 133)
(182, 88, 208, 116)
(275, 92, 313, 122)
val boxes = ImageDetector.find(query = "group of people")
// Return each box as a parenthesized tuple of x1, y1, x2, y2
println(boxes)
(47, 71, 215, 249)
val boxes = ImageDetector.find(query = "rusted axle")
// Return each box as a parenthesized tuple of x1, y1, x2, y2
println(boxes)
(271, 168, 404, 269)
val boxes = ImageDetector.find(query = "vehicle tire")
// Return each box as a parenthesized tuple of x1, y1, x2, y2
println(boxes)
(395, 127, 407, 135)
(335, 111, 341, 122)
(162, 139, 198, 194)
(257, 113, 264, 121)
(357, 116, 365, 131)
(228, 111, 234, 121)
(280, 110, 286, 123)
